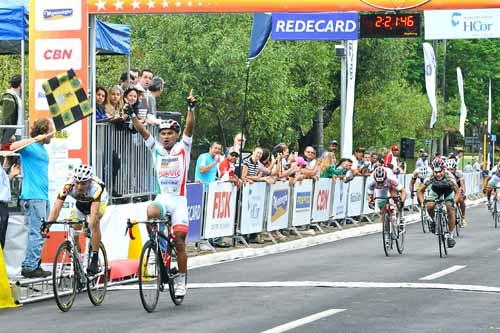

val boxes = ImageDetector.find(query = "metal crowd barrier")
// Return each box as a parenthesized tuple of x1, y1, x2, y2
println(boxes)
(95, 123, 159, 201)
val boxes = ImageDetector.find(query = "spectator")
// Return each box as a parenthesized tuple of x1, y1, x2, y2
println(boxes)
(258, 148, 277, 181)
(1, 74, 24, 142)
(106, 85, 124, 120)
(118, 71, 136, 94)
(0, 160, 20, 249)
(301, 146, 320, 180)
(227, 132, 247, 175)
(321, 139, 338, 162)
(320, 152, 337, 178)
(369, 152, 379, 172)
(195, 142, 222, 184)
(10, 118, 54, 278)
(273, 143, 297, 180)
(351, 147, 364, 171)
(146, 76, 164, 123)
(357, 152, 372, 176)
(218, 147, 241, 186)
(472, 158, 482, 172)
(130, 68, 139, 86)
(139, 69, 153, 90)
(95, 86, 110, 122)
(384, 145, 405, 174)
(456, 149, 464, 167)
(335, 158, 354, 182)
(415, 150, 429, 169)
(122, 86, 141, 128)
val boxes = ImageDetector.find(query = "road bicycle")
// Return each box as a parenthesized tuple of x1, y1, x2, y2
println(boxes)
(41, 219, 108, 312)
(374, 196, 405, 256)
(454, 202, 463, 238)
(491, 186, 500, 228)
(427, 198, 451, 258)
(125, 216, 185, 313)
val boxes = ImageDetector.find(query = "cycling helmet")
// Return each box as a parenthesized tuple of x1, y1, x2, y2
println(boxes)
(419, 167, 431, 179)
(73, 164, 93, 182)
(431, 158, 445, 172)
(159, 119, 181, 132)
(445, 158, 457, 170)
(373, 167, 387, 183)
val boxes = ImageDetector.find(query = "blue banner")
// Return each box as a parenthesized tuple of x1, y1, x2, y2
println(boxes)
(186, 183, 204, 243)
(272, 12, 358, 40)
(248, 13, 273, 60)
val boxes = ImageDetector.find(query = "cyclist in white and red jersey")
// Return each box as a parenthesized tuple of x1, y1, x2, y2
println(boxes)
(446, 158, 467, 226)
(129, 91, 196, 297)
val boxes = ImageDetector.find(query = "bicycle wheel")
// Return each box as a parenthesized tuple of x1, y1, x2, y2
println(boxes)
(436, 214, 445, 258)
(441, 214, 449, 257)
(52, 240, 77, 312)
(382, 213, 392, 257)
(420, 207, 427, 233)
(168, 247, 185, 305)
(454, 207, 461, 238)
(495, 201, 499, 228)
(396, 214, 405, 254)
(138, 240, 161, 313)
(87, 242, 108, 306)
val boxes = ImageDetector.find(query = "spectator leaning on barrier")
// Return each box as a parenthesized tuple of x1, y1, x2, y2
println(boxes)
(301, 146, 320, 180)
(335, 158, 354, 182)
(321, 140, 338, 162)
(195, 142, 222, 184)
(320, 152, 337, 178)
(218, 147, 242, 186)
(369, 152, 379, 172)
(95, 86, 110, 123)
(227, 132, 246, 176)
(10, 118, 54, 278)
(146, 76, 164, 123)
(118, 71, 135, 94)
(0, 159, 20, 249)
(242, 147, 274, 185)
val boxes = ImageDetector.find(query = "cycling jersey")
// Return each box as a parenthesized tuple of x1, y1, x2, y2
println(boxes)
(146, 134, 192, 196)
(412, 167, 432, 183)
(367, 170, 403, 207)
(57, 176, 108, 216)
(451, 170, 464, 184)
(423, 171, 457, 202)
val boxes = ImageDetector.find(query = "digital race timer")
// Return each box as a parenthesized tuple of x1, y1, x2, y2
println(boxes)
(360, 13, 421, 38)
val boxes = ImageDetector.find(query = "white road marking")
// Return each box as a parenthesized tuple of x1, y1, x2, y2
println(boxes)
(108, 280, 500, 293)
(260, 309, 346, 333)
(419, 265, 466, 281)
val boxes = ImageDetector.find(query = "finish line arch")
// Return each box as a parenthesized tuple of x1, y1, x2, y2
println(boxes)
(28, 0, 498, 163)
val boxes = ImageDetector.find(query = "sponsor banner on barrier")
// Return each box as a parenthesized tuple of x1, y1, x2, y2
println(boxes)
(291, 179, 313, 227)
(267, 182, 291, 231)
(186, 183, 204, 243)
(312, 178, 333, 222)
(425, 9, 500, 40)
(272, 12, 359, 40)
(204, 182, 237, 238)
(347, 177, 364, 217)
(240, 182, 267, 235)
(333, 180, 349, 219)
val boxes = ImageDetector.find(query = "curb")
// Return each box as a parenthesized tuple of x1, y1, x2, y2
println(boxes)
(188, 198, 486, 270)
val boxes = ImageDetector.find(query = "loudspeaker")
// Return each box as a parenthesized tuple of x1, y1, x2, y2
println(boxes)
(400, 137, 415, 160)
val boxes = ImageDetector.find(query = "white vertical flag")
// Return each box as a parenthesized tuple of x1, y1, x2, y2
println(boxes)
(423, 43, 438, 128)
(342, 39, 358, 158)
(488, 79, 492, 134)
(457, 67, 467, 136)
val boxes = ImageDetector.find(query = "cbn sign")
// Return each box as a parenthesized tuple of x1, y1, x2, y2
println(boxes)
(425, 9, 500, 40)
(272, 13, 358, 40)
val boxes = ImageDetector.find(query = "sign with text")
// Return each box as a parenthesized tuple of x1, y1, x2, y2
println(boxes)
(333, 180, 350, 219)
(291, 180, 313, 227)
(240, 182, 267, 235)
(203, 182, 237, 238)
(425, 9, 500, 40)
(272, 12, 359, 40)
(347, 177, 364, 217)
(312, 178, 333, 223)
(186, 183, 204, 243)
(266, 182, 290, 231)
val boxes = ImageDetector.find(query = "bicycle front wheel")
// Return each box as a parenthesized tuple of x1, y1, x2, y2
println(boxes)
(52, 240, 77, 312)
(420, 207, 427, 233)
(454, 208, 461, 238)
(87, 242, 109, 306)
(382, 213, 392, 257)
(139, 240, 161, 313)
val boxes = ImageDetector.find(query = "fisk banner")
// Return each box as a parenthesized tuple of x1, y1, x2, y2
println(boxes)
(204, 182, 237, 238)
(425, 9, 500, 40)
(272, 12, 358, 40)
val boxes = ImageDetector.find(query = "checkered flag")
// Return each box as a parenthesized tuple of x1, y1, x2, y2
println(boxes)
(42, 69, 92, 131)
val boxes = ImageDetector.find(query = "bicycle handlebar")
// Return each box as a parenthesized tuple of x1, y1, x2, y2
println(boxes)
(124, 218, 172, 240)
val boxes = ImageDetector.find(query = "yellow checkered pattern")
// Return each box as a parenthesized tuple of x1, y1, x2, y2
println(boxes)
(42, 69, 92, 131)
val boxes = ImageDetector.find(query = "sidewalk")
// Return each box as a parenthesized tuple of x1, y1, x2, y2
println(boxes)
(187, 197, 486, 270)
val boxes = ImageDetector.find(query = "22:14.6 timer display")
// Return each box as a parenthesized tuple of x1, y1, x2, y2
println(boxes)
(360, 13, 421, 38)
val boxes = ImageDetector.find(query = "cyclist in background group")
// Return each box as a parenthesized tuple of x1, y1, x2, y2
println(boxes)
(46, 164, 108, 275)
(486, 162, 500, 211)
(409, 166, 432, 206)
(129, 90, 196, 297)
(446, 158, 467, 227)
(417, 159, 460, 248)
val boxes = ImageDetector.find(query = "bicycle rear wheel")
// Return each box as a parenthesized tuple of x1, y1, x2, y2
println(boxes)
(382, 213, 392, 257)
(87, 242, 108, 306)
(168, 247, 185, 305)
(52, 240, 77, 312)
(454, 207, 461, 238)
(138, 240, 161, 313)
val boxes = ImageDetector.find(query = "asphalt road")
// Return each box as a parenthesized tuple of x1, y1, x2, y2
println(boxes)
(2, 203, 499, 333)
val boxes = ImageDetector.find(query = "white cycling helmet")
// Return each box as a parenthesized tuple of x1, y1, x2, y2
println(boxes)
(419, 167, 431, 179)
(159, 119, 181, 132)
(445, 158, 457, 170)
(73, 164, 93, 182)
(373, 167, 387, 183)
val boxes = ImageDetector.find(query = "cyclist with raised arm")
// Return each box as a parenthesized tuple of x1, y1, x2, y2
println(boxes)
(46, 164, 108, 275)
(367, 167, 407, 229)
(486, 162, 500, 210)
(409, 166, 432, 206)
(129, 91, 196, 298)
(446, 158, 467, 227)
(418, 159, 460, 248)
